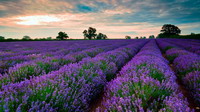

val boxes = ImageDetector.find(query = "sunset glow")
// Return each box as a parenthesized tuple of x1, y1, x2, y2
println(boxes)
(15, 15, 63, 25)
(0, 0, 199, 39)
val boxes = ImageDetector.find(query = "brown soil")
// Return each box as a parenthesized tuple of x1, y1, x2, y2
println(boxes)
(89, 90, 106, 112)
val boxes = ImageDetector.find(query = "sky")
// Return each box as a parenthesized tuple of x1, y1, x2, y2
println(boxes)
(0, 0, 200, 39)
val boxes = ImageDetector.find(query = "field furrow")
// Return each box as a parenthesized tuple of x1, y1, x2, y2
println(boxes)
(157, 39, 200, 111)
(0, 40, 148, 111)
(96, 40, 192, 111)
(0, 39, 199, 112)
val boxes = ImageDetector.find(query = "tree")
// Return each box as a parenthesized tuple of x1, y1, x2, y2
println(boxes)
(149, 35, 155, 39)
(22, 35, 31, 40)
(161, 24, 181, 35)
(47, 37, 52, 40)
(7, 38, 13, 41)
(135, 37, 139, 39)
(83, 27, 97, 40)
(158, 24, 181, 38)
(96, 33, 107, 39)
(56, 32, 69, 40)
(0, 36, 5, 40)
(125, 36, 131, 39)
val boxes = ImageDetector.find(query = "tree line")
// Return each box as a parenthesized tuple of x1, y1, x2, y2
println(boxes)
(0, 27, 108, 41)
(0, 24, 199, 41)
(157, 24, 200, 39)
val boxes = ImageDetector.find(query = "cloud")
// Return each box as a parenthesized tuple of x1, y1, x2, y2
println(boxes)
(15, 15, 63, 25)
(0, 0, 199, 39)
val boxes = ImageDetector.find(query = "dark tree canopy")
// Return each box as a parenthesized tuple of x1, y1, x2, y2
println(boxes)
(157, 24, 181, 38)
(125, 36, 131, 39)
(149, 35, 155, 39)
(135, 37, 139, 39)
(0, 36, 5, 40)
(161, 24, 181, 35)
(139, 36, 146, 39)
(83, 27, 97, 40)
(22, 35, 31, 40)
(97, 33, 107, 39)
(56, 31, 69, 40)
(47, 37, 52, 40)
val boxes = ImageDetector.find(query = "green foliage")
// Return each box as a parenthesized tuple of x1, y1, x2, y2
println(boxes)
(113, 81, 172, 111)
(96, 33, 107, 39)
(46, 37, 52, 40)
(36, 62, 54, 74)
(149, 35, 155, 39)
(83, 27, 97, 40)
(125, 36, 131, 39)
(177, 67, 200, 80)
(0, 75, 11, 89)
(139, 36, 146, 39)
(0, 36, 5, 40)
(161, 24, 181, 35)
(10, 65, 38, 82)
(157, 24, 181, 38)
(168, 33, 200, 39)
(164, 46, 174, 52)
(149, 69, 166, 82)
(56, 31, 69, 40)
(136, 64, 166, 82)
(22, 35, 31, 40)
(166, 55, 177, 63)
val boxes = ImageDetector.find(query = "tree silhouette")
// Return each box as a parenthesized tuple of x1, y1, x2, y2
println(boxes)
(56, 32, 69, 40)
(161, 24, 181, 35)
(47, 37, 52, 40)
(0, 36, 5, 40)
(97, 33, 107, 39)
(83, 27, 97, 40)
(149, 35, 155, 39)
(157, 24, 181, 38)
(125, 36, 131, 39)
(22, 35, 31, 40)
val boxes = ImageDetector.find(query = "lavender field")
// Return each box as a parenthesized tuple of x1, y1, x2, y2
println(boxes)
(0, 39, 199, 112)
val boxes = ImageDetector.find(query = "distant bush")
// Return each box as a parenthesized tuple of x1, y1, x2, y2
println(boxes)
(97, 33, 107, 39)
(135, 37, 139, 39)
(47, 37, 52, 40)
(149, 35, 155, 39)
(125, 36, 131, 39)
(22, 35, 31, 40)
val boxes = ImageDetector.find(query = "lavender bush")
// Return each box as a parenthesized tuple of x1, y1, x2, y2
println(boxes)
(98, 40, 191, 111)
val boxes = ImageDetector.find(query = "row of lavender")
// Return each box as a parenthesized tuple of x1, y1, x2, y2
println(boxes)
(160, 39, 200, 55)
(0, 41, 95, 73)
(157, 40, 200, 106)
(0, 40, 132, 74)
(97, 40, 191, 111)
(0, 40, 148, 111)
(0, 40, 133, 88)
